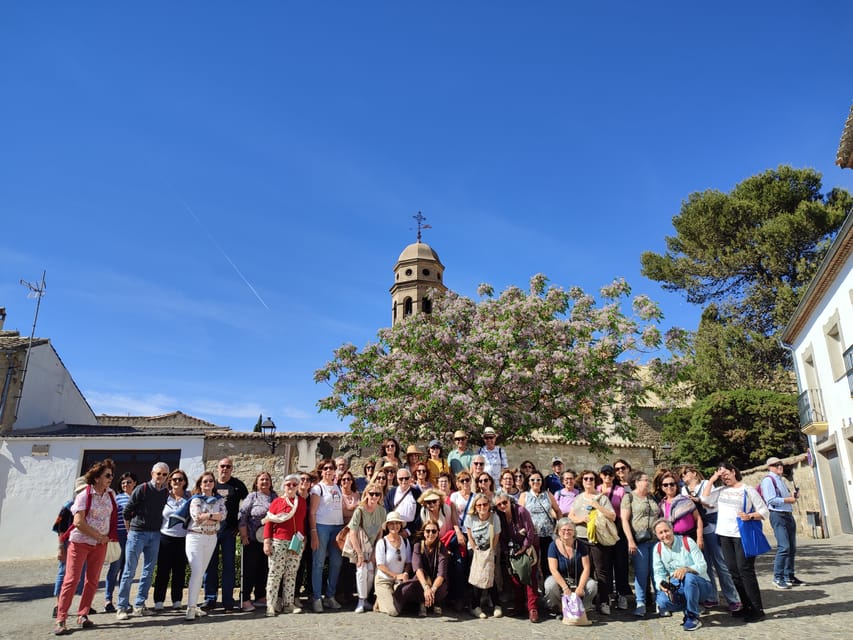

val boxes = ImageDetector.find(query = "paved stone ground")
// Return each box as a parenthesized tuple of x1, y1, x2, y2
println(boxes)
(3, 535, 852, 640)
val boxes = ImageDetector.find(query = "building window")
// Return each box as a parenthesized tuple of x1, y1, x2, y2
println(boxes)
(845, 344, 853, 397)
(423, 268, 431, 276)
(423, 298, 432, 314)
(404, 297, 413, 316)
(405, 268, 413, 276)
(823, 312, 845, 380)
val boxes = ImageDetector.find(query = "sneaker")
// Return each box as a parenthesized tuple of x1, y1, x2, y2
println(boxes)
(493, 606, 503, 618)
(354, 600, 366, 614)
(701, 599, 719, 608)
(728, 602, 743, 613)
(198, 600, 214, 610)
(773, 579, 791, 590)
(241, 602, 256, 612)
(154, 602, 164, 612)
(787, 576, 806, 587)
(103, 603, 116, 614)
(659, 610, 672, 617)
(292, 606, 303, 614)
(53, 621, 69, 636)
(684, 617, 702, 631)
(322, 596, 341, 610)
(172, 601, 182, 610)
(115, 609, 129, 621)
(312, 598, 323, 613)
(473, 606, 487, 619)
(634, 603, 646, 617)
(77, 615, 94, 629)
(133, 606, 148, 616)
(432, 605, 442, 616)
(185, 608, 195, 622)
(419, 604, 427, 617)
(194, 607, 207, 617)
(617, 594, 629, 610)
(599, 603, 611, 616)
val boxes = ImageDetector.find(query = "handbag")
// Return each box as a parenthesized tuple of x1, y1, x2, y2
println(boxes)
(288, 531, 305, 555)
(469, 547, 496, 589)
(737, 491, 771, 558)
(335, 525, 350, 551)
(103, 540, 121, 564)
(561, 592, 591, 626)
(587, 507, 619, 546)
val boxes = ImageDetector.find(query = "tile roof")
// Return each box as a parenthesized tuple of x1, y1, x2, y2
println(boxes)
(96, 411, 226, 429)
(4, 422, 213, 438)
(0, 331, 49, 351)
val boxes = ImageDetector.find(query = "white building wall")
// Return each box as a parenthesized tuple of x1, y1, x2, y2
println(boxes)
(0, 436, 205, 560)
(15, 343, 97, 429)
(791, 249, 853, 535)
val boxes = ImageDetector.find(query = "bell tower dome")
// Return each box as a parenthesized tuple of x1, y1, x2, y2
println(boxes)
(390, 213, 446, 325)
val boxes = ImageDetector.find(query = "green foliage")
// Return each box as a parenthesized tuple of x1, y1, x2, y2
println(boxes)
(253, 414, 262, 433)
(642, 165, 850, 393)
(315, 275, 687, 452)
(661, 389, 803, 473)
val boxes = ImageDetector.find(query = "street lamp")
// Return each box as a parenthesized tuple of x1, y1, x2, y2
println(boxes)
(260, 417, 277, 454)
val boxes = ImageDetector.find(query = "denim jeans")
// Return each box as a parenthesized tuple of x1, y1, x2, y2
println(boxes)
(632, 540, 656, 606)
(655, 572, 714, 619)
(203, 528, 237, 607)
(54, 544, 85, 597)
(311, 523, 343, 600)
(117, 530, 161, 609)
(702, 530, 740, 605)
(770, 511, 797, 582)
(104, 531, 127, 603)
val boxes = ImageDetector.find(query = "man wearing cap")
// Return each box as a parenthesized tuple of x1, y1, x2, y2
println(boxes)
(545, 457, 564, 494)
(761, 457, 804, 589)
(448, 431, 474, 476)
(478, 426, 508, 484)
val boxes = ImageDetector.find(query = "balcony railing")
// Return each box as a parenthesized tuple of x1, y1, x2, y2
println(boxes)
(844, 344, 853, 396)
(798, 388, 828, 435)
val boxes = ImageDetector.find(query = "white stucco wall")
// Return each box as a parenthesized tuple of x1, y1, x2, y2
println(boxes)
(0, 436, 205, 560)
(15, 343, 97, 429)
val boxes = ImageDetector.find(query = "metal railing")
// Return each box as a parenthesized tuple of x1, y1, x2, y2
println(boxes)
(797, 388, 827, 427)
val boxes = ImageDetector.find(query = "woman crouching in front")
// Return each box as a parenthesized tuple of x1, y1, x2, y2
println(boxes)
(393, 521, 449, 616)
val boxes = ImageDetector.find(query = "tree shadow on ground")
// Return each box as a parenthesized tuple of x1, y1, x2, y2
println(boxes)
(0, 582, 53, 603)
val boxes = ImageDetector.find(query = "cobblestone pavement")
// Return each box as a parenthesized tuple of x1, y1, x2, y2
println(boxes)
(3, 535, 851, 640)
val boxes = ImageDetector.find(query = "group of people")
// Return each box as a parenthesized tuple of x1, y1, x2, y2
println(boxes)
(51, 429, 803, 634)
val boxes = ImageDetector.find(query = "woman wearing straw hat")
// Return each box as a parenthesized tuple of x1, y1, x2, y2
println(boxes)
(373, 511, 412, 615)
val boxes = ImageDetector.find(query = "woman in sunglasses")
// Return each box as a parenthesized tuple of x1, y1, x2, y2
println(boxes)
(346, 482, 387, 613)
(54, 459, 117, 635)
(263, 474, 307, 616)
(374, 512, 412, 616)
(495, 492, 540, 622)
(355, 460, 376, 493)
(569, 469, 617, 616)
(393, 521, 449, 616)
(379, 438, 404, 469)
(499, 469, 521, 502)
(309, 459, 345, 612)
(465, 493, 502, 619)
(519, 470, 561, 580)
(184, 472, 226, 621)
(413, 462, 434, 492)
(153, 470, 191, 612)
(660, 470, 703, 547)
(475, 472, 496, 502)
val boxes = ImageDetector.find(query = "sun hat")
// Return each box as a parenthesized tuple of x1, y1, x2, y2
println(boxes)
(385, 511, 405, 526)
(453, 430, 467, 439)
(482, 426, 498, 437)
(766, 457, 783, 467)
(418, 488, 446, 505)
(74, 476, 88, 493)
(405, 445, 423, 456)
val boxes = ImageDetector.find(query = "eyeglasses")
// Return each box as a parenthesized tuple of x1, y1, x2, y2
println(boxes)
(496, 501, 509, 507)
(662, 482, 677, 488)
(475, 503, 491, 508)
(322, 466, 334, 471)
(424, 529, 438, 535)
(398, 476, 411, 481)
(284, 482, 297, 487)
(454, 437, 466, 442)
(219, 464, 232, 469)
(458, 478, 471, 483)
(368, 491, 382, 497)
(341, 477, 353, 482)
(614, 465, 627, 471)
(473, 462, 485, 466)
(416, 469, 427, 474)
(582, 476, 596, 481)
(154, 472, 168, 477)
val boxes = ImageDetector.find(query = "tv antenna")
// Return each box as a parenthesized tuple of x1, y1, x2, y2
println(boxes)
(412, 211, 432, 242)
(15, 271, 46, 419)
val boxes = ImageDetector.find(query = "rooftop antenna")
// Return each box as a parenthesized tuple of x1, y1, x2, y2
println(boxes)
(15, 270, 46, 419)
(412, 211, 432, 242)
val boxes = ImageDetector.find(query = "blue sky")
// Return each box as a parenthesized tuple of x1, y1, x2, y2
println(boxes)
(2, 2, 852, 432)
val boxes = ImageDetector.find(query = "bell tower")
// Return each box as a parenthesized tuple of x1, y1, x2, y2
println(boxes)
(390, 213, 446, 325)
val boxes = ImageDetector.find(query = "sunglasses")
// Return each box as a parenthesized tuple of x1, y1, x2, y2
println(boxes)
(514, 474, 524, 479)
(475, 503, 491, 508)
(473, 462, 485, 466)
(582, 476, 596, 481)
(171, 477, 186, 482)
(424, 529, 439, 534)
(322, 466, 334, 471)
(416, 469, 428, 474)
(662, 482, 677, 488)
(284, 482, 298, 487)
(201, 479, 215, 484)
(496, 501, 509, 507)
(454, 438, 466, 442)
(103, 473, 113, 478)
(368, 491, 382, 497)
(219, 464, 232, 469)
(398, 476, 411, 481)
(458, 478, 471, 483)
(385, 444, 396, 449)
(300, 477, 311, 482)
(341, 477, 353, 482)
(614, 465, 627, 471)
(478, 478, 490, 483)
(365, 467, 375, 472)
(483, 435, 496, 439)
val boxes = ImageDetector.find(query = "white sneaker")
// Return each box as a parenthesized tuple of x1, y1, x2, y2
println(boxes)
(322, 596, 342, 610)
(292, 606, 303, 614)
(172, 601, 182, 610)
(312, 599, 323, 613)
(185, 608, 195, 621)
(473, 607, 486, 619)
(154, 602, 164, 611)
(133, 606, 148, 617)
(115, 609, 129, 621)
(493, 606, 503, 618)
(355, 599, 366, 614)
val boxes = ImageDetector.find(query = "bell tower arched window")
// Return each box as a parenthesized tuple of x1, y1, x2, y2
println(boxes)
(404, 297, 413, 316)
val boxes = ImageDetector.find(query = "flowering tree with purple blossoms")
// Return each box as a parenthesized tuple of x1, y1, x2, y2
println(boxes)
(315, 275, 687, 451)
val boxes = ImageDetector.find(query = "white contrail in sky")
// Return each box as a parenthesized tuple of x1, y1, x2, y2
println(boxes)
(179, 198, 270, 310)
